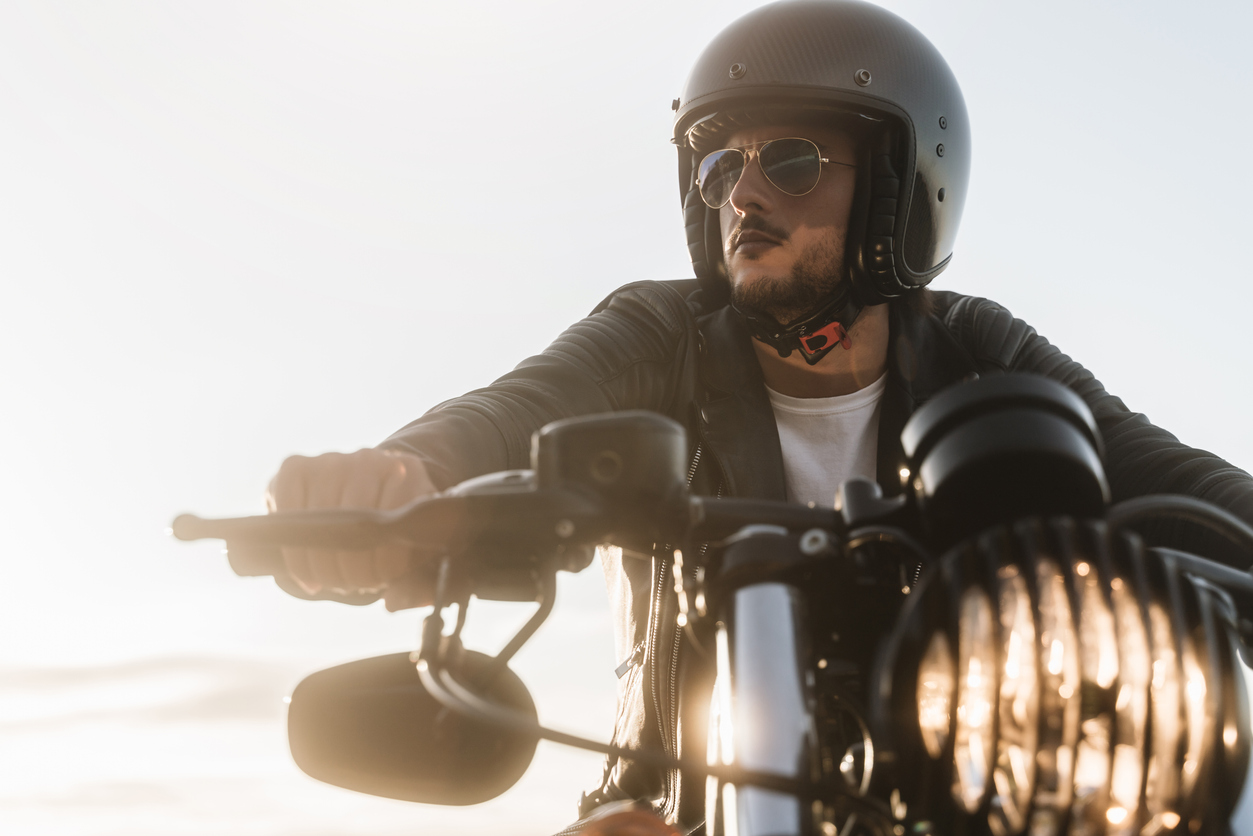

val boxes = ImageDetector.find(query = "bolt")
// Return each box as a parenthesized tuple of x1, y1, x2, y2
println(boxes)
(938, 187, 946, 202)
(729, 62, 746, 80)
(939, 116, 947, 129)
(936, 143, 945, 157)
(799, 528, 831, 555)
(854, 68, 872, 87)
(671, 98, 681, 111)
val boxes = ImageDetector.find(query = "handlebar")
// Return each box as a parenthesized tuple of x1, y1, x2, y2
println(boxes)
(173, 472, 1253, 609)
(173, 484, 849, 554)
(174, 486, 608, 552)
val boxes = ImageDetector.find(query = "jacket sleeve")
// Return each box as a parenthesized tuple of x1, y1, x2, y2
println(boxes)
(379, 282, 698, 490)
(943, 294, 1253, 566)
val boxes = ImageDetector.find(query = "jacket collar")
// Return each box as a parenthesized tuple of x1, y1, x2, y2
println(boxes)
(694, 297, 979, 501)
(875, 299, 980, 493)
(695, 305, 788, 500)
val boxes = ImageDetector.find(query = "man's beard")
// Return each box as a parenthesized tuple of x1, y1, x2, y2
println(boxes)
(729, 227, 846, 327)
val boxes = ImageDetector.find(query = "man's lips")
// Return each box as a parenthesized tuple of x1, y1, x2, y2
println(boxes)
(733, 229, 784, 254)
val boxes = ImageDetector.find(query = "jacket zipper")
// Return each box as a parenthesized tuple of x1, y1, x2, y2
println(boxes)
(655, 442, 723, 820)
(685, 443, 703, 485)
(650, 443, 704, 816)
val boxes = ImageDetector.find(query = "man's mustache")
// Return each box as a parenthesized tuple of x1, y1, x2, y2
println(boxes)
(729, 215, 790, 252)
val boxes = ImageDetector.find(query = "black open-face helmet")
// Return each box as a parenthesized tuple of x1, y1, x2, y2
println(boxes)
(674, 0, 970, 311)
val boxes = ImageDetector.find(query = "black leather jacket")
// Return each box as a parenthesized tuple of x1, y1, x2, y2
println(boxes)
(381, 279, 1253, 829)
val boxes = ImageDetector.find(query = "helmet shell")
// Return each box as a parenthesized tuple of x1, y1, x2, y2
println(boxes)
(673, 0, 970, 302)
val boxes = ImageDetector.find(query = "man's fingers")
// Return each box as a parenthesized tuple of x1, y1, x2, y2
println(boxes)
(265, 449, 437, 598)
(374, 543, 413, 583)
(307, 551, 349, 592)
(226, 543, 283, 577)
(268, 454, 311, 512)
(340, 452, 388, 510)
(338, 549, 382, 590)
(335, 453, 416, 589)
(282, 546, 319, 594)
(304, 452, 348, 509)
(295, 453, 358, 592)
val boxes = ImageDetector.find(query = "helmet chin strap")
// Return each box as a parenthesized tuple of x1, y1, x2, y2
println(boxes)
(731, 280, 865, 366)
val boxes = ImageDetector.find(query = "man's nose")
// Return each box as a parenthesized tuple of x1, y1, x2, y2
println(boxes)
(726, 153, 776, 216)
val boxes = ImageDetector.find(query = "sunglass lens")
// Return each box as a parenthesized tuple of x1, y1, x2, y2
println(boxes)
(698, 149, 744, 208)
(759, 138, 823, 196)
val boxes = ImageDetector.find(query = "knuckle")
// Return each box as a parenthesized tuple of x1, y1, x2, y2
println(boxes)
(278, 454, 310, 476)
(315, 451, 348, 473)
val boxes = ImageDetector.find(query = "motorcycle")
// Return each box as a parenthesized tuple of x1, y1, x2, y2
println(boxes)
(173, 374, 1253, 836)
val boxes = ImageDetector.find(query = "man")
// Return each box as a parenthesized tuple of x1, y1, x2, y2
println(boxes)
(263, 1, 1253, 832)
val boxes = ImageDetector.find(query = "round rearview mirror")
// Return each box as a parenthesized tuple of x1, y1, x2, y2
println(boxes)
(287, 651, 538, 805)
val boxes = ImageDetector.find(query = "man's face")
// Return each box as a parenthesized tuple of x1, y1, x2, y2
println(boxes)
(717, 125, 858, 326)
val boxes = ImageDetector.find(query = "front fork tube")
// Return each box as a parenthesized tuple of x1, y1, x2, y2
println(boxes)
(706, 574, 820, 836)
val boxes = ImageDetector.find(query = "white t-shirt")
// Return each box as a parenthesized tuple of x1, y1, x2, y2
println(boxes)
(766, 373, 888, 508)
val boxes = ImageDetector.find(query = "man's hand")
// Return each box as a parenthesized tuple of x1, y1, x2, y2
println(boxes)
(265, 448, 438, 610)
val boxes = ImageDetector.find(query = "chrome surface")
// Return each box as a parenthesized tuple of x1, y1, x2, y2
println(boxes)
(710, 581, 816, 836)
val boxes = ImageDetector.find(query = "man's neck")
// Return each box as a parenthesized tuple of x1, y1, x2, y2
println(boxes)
(752, 303, 890, 398)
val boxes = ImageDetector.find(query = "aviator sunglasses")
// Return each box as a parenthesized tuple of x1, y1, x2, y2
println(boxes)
(696, 137, 855, 209)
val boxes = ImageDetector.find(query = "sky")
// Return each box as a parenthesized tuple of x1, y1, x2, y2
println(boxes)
(1, 1, 1251, 834)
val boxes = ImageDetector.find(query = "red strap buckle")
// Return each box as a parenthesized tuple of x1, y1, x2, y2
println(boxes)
(798, 321, 851, 354)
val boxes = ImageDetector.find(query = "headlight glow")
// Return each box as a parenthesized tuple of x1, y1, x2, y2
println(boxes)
(1145, 601, 1183, 828)
(1071, 556, 1118, 830)
(1108, 575, 1150, 835)
(952, 587, 997, 813)
(988, 566, 1038, 835)
(1029, 558, 1080, 836)
(916, 631, 955, 760)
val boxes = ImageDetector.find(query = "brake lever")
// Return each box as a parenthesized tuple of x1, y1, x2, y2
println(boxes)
(171, 502, 432, 550)
(171, 488, 612, 586)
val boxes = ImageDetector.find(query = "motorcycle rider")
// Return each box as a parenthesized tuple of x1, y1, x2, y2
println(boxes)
(260, 1, 1253, 831)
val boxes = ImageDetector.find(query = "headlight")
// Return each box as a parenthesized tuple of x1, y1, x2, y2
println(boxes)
(1070, 553, 1118, 833)
(916, 631, 955, 760)
(873, 520, 1252, 836)
(1028, 557, 1080, 836)
(1107, 572, 1150, 834)
(988, 565, 1038, 835)
(1145, 600, 1183, 830)
(953, 586, 997, 813)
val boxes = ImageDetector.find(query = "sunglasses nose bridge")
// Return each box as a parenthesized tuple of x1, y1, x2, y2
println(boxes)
(728, 146, 777, 206)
